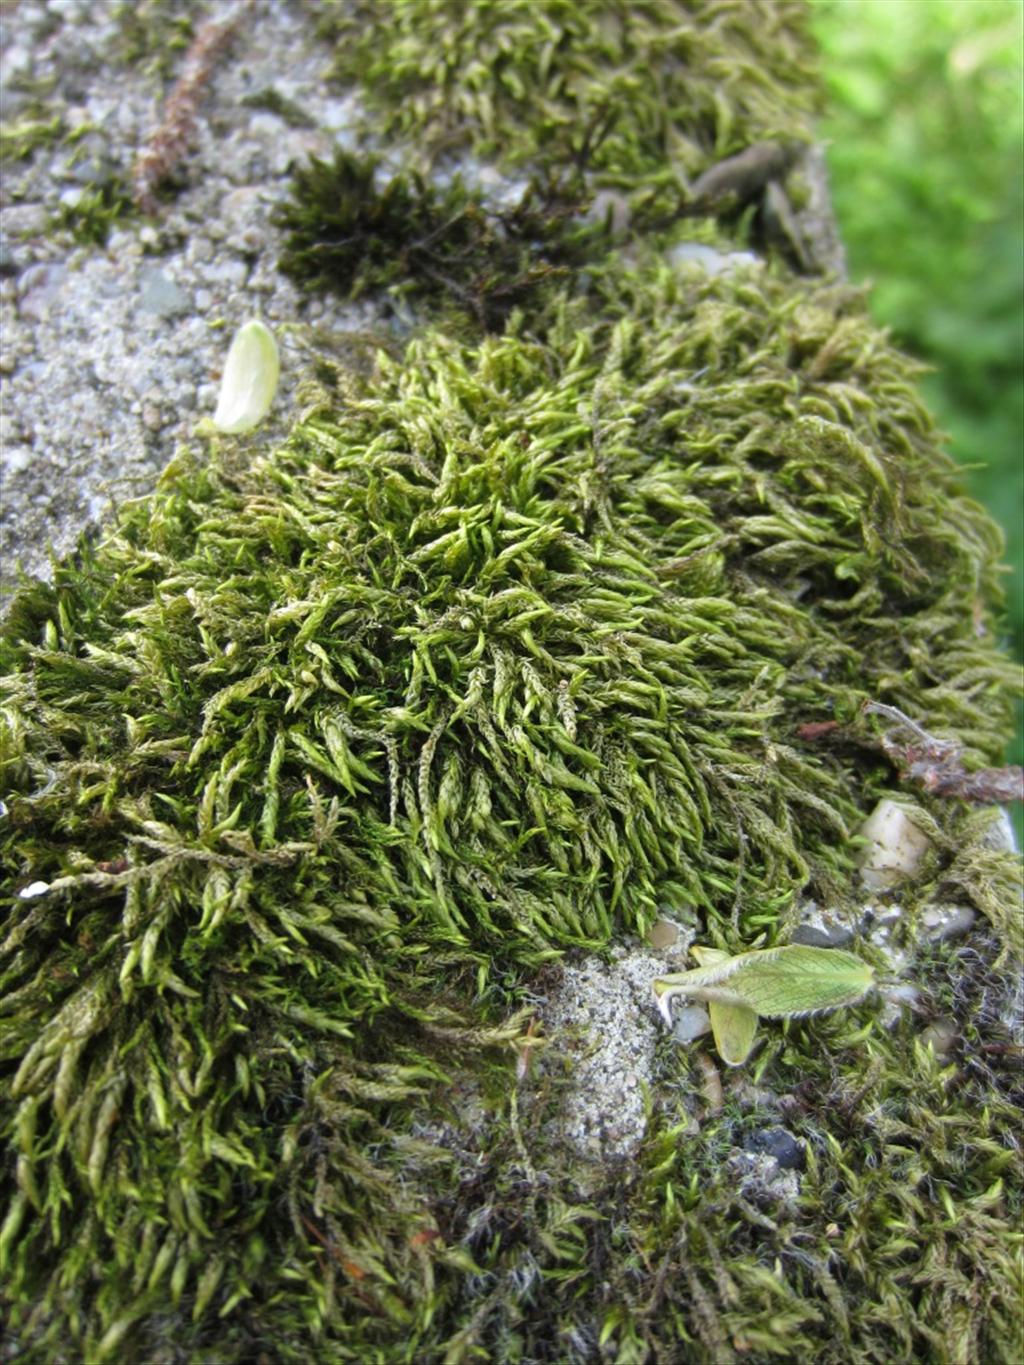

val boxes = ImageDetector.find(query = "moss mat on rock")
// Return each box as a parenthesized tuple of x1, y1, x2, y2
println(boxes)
(1, 2, 1022, 1361)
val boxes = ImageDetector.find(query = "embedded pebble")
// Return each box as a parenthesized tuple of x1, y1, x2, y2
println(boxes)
(2, 204, 48, 236)
(18, 262, 68, 321)
(137, 267, 190, 319)
(919, 903, 976, 944)
(857, 799, 932, 891)
(743, 1126, 805, 1171)
(673, 1005, 712, 1044)
(790, 898, 856, 948)
(3, 446, 34, 475)
(207, 259, 250, 290)
(648, 918, 680, 950)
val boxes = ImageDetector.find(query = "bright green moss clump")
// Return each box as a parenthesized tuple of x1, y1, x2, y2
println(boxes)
(1, 1, 1022, 1361)
(318, 0, 821, 183)
(2, 254, 1021, 1361)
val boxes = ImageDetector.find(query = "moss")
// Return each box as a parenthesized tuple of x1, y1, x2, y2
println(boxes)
(0, 113, 65, 165)
(274, 150, 621, 328)
(2, 250, 1021, 1359)
(316, 0, 822, 185)
(110, 0, 197, 79)
(51, 176, 133, 247)
(1, 1, 1022, 1360)
(239, 87, 317, 130)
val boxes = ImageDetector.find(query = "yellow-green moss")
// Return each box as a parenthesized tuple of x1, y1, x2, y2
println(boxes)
(2, 250, 1021, 1361)
(317, 0, 821, 186)
(1, 2, 1022, 1361)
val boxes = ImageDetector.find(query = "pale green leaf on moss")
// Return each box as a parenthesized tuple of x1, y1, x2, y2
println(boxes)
(655, 943, 876, 1064)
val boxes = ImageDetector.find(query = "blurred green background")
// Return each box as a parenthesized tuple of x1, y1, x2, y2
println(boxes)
(812, 0, 1023, 777)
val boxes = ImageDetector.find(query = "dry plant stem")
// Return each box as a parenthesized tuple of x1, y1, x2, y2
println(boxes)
(864, 700, 1024, 803)
(132, 7, 243, 215)
(688, 140, 800, 207)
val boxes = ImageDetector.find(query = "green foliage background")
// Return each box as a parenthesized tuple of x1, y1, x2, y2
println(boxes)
(813, 0, 1023, 773)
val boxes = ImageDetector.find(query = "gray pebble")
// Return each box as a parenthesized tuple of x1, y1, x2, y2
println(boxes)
(205, 258, 249, 290)
(18, 263, 68, 322)
(70, 154, 117, 188)
(3, 445, 34, 475)
(744, 1126, 805, 1171)
(3, 203, 49, 237)
(187, 237, 215, 265)
(137, 267, 190, 320)
(790, 921, 854, 949)
(0, 245, 20, 278)
(919, 904, 976, 944)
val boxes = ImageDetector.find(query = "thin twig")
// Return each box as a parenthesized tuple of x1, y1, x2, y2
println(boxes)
(862, 700, 1024, 804)
(132, 7, 243, 215)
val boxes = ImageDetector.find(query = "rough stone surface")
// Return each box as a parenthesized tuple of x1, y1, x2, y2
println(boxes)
(918, 902, 977, 944)
(790, 897, 857, 948)
(536, 936, 693, 1164)
(0, 0, 375, 603)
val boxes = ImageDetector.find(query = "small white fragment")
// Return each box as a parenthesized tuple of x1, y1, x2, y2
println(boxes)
(667, 241, 761, 275)
(672, 1004, 712, 1044)
(212, 318, 279, 434)
(19, 880, 51, 899)
(857, 799, 932, 891)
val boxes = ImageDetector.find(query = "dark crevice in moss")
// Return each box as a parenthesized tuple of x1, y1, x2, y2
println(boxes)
(274, 150, 622, 329)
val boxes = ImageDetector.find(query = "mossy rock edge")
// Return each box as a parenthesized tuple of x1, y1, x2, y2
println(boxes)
(2, 3, 1022, 1362)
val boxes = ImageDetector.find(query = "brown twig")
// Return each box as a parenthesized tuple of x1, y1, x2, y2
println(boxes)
(132, 8, 242, 215)
(862, 701, 1024, 804)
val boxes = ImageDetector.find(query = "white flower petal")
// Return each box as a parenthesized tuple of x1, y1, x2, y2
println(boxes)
(212, 319, 280, 434)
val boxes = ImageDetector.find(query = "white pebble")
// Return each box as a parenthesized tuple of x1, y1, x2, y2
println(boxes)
(19, 880, 51, 899)
(672, 1005, 712, 1044)
(857, 799, 932, 892)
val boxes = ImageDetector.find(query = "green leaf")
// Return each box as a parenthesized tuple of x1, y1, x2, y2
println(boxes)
(707, 999, 760, 1067)
(654, 944, 875, 1064)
